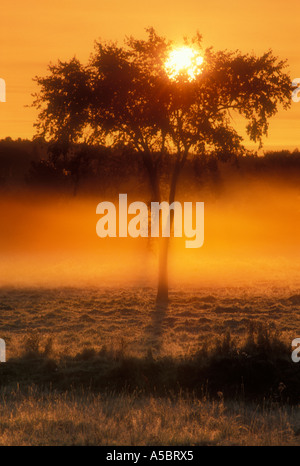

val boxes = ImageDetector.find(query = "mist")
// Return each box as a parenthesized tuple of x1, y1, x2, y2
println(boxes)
(1, 172, 299, 290)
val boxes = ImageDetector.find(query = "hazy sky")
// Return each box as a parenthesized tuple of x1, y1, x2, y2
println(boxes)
(0, 0, 300, 148)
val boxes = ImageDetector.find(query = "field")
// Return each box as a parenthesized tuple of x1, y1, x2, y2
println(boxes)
(1, 285, 300, 359)
(0, 389, 298, 446)
(0, 284, 299, 445)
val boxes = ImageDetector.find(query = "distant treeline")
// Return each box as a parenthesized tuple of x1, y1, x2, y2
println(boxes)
(0, 137, 300, 197)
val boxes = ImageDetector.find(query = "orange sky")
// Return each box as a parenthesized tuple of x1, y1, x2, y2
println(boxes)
(0, 0, 300, 149)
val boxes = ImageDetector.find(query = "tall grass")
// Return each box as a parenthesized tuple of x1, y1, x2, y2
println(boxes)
(0, 387, 298, 446)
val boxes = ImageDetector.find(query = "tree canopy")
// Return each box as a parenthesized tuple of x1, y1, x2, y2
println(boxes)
(33, 27, 291, 152)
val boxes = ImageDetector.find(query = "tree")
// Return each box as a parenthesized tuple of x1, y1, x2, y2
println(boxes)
(32, 28, 291, 303)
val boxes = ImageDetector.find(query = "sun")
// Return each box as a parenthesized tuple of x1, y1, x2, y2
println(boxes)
(165, 46, 203, 82)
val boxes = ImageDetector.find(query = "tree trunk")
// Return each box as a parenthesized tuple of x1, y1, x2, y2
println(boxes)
(156, 151, 185, 304)
(142, 151, 160, 204)
(156, 236, 170, 303)
(142, 149, 187, 305)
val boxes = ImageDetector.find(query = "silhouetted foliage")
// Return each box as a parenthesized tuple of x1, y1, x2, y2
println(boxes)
(1, 138, 300, 194)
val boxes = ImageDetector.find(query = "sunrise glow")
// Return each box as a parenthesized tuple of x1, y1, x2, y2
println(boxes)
(165, 46, 203, 81)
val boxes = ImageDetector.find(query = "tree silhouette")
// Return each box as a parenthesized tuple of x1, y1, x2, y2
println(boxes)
(32, 28, 291, 303)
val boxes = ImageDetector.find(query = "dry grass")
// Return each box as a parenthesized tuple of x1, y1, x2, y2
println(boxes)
(1, 285, 299, 360)
(0, 387, 298, 446)
(0, 285, 299, 445)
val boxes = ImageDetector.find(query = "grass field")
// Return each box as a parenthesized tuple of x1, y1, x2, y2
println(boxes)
(0, 388, 298, 446)
(0, 285, 299, 445)
(2, 285, 299, 359)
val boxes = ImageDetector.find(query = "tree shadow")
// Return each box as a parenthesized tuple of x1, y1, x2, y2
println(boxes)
(144, 300, 168, 354)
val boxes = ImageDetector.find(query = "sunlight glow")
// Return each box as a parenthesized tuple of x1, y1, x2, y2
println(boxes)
(165, 46, 203, 81)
